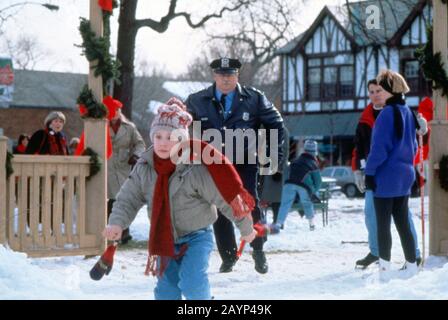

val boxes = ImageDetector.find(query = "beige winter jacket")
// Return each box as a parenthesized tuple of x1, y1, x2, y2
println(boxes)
(107, 115, 146, 198)
(108, 148, 254, 240)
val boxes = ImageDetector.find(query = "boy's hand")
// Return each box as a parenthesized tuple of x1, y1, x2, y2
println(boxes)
(241, 229, 257, 244)
(102, 225, 123, 241)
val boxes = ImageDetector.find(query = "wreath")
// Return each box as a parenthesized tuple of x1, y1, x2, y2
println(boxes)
(77, 85, 108, 119)
(415, 25, 448, 97)
(5, 151, 13, 179)
(82, 147, 102, 180)
(76, 0, 120, 119)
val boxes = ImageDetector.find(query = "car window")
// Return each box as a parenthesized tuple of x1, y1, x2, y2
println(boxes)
(334, 168, 346, 177)
(321, 168, 333, 176)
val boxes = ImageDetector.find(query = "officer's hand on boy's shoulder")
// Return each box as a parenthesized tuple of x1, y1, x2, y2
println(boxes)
(241, 229, 257, 244)
(102, 225, 123, 241)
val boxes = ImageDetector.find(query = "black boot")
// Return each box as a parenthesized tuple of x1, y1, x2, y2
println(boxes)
(355, 253, 379, 269)
(219, 259, 237, 273)
(252, 250, 268, 274)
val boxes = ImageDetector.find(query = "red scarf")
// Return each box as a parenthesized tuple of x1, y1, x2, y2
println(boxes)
(40, 129, 68, 155)
(145, 140, 255, 276)
(16, 144, 26, 154)
(359, 103, 375, 128)
(145, 154, 177, 276)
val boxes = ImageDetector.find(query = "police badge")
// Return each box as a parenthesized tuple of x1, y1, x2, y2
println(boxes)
(222, 58, 229, 68)
(242, 112, 250, 121)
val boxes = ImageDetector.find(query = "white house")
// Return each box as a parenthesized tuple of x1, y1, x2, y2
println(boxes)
(278, 0, 432, 164)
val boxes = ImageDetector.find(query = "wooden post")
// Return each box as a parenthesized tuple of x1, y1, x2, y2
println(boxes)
(85, 0, 106, 253)
(0, 136, 7, 245)
(429, 0, 448, 256)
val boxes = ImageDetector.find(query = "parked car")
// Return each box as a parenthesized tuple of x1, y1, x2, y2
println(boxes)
(321, 166, 362, 198)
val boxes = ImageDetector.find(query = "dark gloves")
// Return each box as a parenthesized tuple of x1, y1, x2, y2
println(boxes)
(272, 172, 283, 182)
(365, 175, 376, 192)
(128, 154, 139, 166)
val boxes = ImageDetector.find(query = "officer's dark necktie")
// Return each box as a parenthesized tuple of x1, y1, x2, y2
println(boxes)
(220, 94, 227, 118)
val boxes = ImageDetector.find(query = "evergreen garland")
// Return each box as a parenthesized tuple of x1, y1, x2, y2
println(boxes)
(415, 25, 448, 97)
(5, 151, 13, 179)
(76, 17, 121, 89)
(77, 85, 108, 119)
(82, 147, 102, 180)
(439, 155, 448, 192)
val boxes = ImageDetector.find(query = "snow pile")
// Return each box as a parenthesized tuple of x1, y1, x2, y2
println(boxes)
(0, 246, 82, 299)
(1, 195, 448, 299)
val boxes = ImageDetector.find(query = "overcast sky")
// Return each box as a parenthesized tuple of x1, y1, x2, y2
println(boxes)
(0, 0, 345, 76)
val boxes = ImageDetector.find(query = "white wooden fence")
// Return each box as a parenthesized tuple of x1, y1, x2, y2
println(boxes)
(0, 135, 106, 257)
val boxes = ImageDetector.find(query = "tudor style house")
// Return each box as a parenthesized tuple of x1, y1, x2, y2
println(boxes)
(278, 0, 432, 164)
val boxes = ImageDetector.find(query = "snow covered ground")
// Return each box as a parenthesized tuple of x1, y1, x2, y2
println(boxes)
(1, 194, 448, 300)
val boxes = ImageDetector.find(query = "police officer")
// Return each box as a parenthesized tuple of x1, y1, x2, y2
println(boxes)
(186, 57, 284, 274)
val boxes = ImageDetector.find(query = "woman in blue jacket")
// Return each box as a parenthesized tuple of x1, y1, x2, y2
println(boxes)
(365, 70, 418, 281)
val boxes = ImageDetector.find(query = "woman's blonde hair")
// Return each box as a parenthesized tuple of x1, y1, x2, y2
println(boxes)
(376, 69, 410, 94)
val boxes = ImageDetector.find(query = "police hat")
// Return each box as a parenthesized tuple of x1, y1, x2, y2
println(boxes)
(210, 58, 242, 74)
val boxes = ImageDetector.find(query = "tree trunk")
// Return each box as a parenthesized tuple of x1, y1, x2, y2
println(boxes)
(114, 0, 138, 120)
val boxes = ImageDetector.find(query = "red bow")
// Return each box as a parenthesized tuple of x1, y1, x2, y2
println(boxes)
(98, 0, 113, 12)
(75, 96, 122, 159)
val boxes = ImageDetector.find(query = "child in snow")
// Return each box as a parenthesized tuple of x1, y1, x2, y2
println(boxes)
(103, 98, 257, 300)
(365, 70, 419, 281)
(269, 140, 322, 233)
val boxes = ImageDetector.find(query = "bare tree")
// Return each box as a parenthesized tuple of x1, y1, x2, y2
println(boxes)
(180, 0, 302, 86)
(0, 1, 58, 36)
(114, 0, 255, 119)
(3, 34, 48, 70)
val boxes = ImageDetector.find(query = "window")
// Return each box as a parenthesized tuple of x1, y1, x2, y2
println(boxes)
(321, 168, 334, 177)
(402, 59, 429, 96)
(307, 68, 321, 99)
(340, 66, 354, 97)
(306, 55, 355, 102)
(334, 168, 347, 178)
(323, 67, 337, 98)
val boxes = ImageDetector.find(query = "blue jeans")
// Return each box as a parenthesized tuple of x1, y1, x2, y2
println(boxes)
(364, 190, 421, 258)
(277, 183, 315, 226)
(154, 227, 214, 300)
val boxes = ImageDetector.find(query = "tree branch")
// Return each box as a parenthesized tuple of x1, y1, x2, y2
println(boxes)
(135, 0, 254, 32)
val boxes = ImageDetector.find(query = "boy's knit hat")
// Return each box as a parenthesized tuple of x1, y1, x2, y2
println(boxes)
(304, 140, 318, 156)
(150, 97, 193, 142)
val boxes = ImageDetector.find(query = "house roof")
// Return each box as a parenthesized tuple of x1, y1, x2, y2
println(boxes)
(11, 70, 86, 109)
(279, 0, 424, 55)
(5, 69, 200, 113)
(284, 112, 360, 137)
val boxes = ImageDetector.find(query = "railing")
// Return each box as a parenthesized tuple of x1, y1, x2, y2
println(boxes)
(0, 134, 106, 257)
